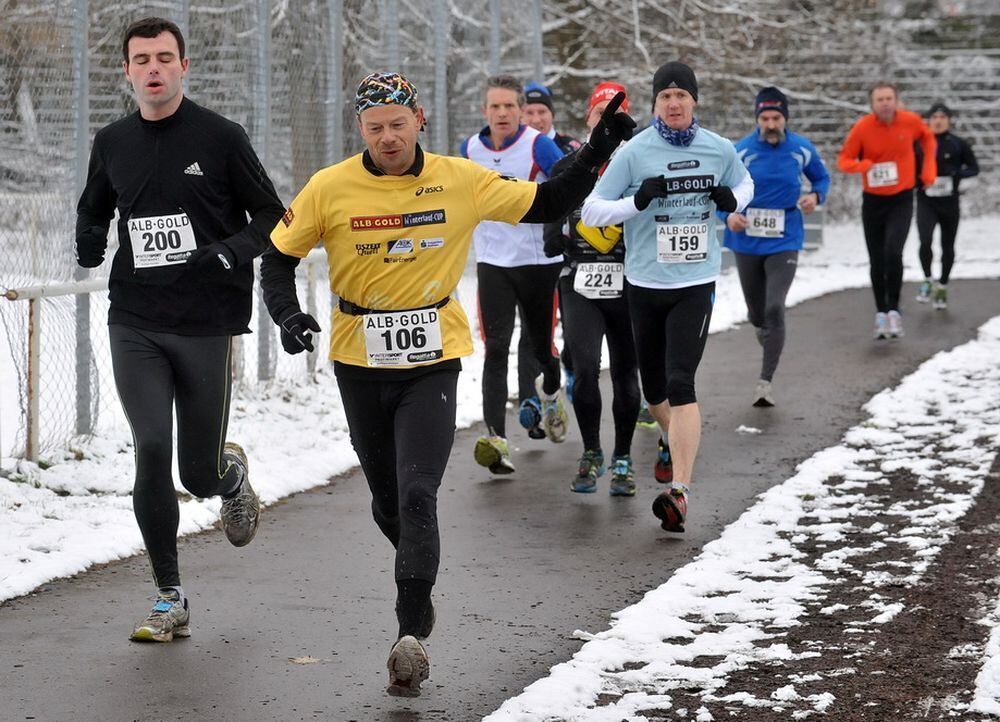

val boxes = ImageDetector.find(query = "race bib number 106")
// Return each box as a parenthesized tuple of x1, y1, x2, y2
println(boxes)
(364, 308, 444, 367)
(128, 213, 197, 269)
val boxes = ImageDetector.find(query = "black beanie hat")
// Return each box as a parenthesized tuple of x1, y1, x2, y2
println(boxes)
(927, 102, 952, 118)
(755, 86, 788, 119)
(652, 61, 698, 103)
(524, 82, 554, 112)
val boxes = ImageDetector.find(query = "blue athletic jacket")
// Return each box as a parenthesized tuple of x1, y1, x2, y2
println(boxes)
(722, 130, 831, 255)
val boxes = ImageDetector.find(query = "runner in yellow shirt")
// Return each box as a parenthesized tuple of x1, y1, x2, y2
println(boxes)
(260, 71, 634, 698)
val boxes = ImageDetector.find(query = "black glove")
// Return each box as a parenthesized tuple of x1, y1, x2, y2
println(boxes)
(186, 242, 236, 274)
(76, 226, 108, 268)
(708, 185, 738, 213)
(578, 92, 637, 168)
(279, 311, 321, 354)
(634, 176, 670, 211)
(543, 228, 568, 258)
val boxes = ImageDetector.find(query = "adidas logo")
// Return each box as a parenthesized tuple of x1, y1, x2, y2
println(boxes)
(183, 162, 203, 176)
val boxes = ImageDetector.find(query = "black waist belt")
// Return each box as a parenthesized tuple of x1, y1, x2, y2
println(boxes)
(338, 296, 451, 315)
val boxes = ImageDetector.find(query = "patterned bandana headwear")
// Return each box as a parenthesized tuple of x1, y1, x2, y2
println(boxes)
(355, 72, 419, 116)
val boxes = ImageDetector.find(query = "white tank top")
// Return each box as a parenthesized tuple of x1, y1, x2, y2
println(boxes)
(465, 125, 561, 267)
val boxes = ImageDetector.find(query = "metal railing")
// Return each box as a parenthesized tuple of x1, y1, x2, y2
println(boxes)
(3, 249, 329, 461)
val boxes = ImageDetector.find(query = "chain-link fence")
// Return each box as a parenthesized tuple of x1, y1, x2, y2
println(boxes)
(2, 0, 998, 458)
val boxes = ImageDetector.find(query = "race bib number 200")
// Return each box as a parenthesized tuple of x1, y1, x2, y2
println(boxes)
(363, 309, 444, 367)
(128, 213, 197, 269)
(656, 221, 708, 264)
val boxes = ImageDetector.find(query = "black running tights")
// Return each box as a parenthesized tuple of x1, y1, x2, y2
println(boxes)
(861, 191, 913, 313)
(337, 368, 458, 585)
(110, 324, 238, 588)
(917, 195, 960, 285)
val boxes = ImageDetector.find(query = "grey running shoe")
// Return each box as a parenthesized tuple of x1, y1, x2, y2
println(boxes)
(636, 401, 657, 429)
(386, 635, 430, 697)
(129, 590, 191, 643)
(887, 310, 904, 339)
(752, 379, 775, 407)
(474, 435, 516, 474)
(609, 456, 636, 497)
(536, 378, 568, 443)
(220, 442, 260, 547)
(873, 312, 889, 340)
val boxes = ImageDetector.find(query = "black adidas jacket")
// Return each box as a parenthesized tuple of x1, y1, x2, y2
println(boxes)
(76, 97, 284, 335)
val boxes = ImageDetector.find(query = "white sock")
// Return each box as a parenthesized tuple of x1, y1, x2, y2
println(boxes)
(539, 387, 559, 401)
(670, 482, 689, 496)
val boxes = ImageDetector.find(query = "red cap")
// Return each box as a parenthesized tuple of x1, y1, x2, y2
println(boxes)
(588, 82, 629, 115)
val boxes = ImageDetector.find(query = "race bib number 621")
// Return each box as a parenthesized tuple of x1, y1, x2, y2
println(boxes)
(867, 161, 899, 188)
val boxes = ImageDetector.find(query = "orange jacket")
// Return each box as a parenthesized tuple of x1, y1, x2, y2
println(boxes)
(838, 110, 937, 195)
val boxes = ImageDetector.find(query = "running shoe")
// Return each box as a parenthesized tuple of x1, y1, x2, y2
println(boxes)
(518, 396, 546, 440)
(916, 279, 933, 303)
(933, 284, 948, 310)
(536, 378, 568, 443)
(609, 456, 636, 497)
(129, 589, 191, 643)
(636, 400, 657, 429)
(752, 379, 775, 407)
(652, 488, 687, 533)
(654, 437, 673, 484)
(887, 310, 904, 339)
(873, 312, 889, 340)
(564, 369, 575, 404)
(571, 449, 605, 493)
(220, 442, 260, 547)
(474, 435, 516, 474)
(386, 635, 430, 698)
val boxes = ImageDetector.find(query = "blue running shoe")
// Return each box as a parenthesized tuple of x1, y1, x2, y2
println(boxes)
(609, 456, 636, 497)
(518, 396, 546, 440)
(565, 369, 575, 404)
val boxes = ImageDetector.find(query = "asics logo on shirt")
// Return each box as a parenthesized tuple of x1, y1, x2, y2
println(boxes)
(183, 162, 204, 176)
(415, 185, 443, 196)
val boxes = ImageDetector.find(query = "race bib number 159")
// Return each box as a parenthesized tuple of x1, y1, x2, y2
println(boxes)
(656, 222, 709, 264)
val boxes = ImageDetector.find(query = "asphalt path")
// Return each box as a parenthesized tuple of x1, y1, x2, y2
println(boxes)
(3, 280, 999, 722)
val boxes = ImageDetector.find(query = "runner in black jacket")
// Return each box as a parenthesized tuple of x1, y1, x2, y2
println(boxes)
(75, 17, 284, 644)
(914, 102, 979, 309)
(543, 82, 640, 496)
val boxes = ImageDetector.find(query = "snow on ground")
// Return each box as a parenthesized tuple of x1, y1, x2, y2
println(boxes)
(485, 315, 1000, 722)
(1, 215, 999, 651)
